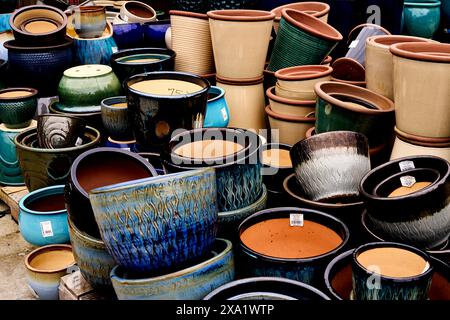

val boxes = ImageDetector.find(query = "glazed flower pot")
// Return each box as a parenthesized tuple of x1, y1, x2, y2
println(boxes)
(359, 155, 450, 249)
(267, 86, 316, 117)
(100, 96, 133, 141)
(403, 1, 441, 39)
(73, 6, 107, 39)
(330, 57, 366, 87)
(204, 276, 330, 300)
(119, 1, 157, 23)
(268, 9, 342, 72)
(365, 35, 436, 100)
(66, 147, 158, 239)
(126, 71, 210, 151)
(260, 142, 293, 193)
(390, 42, 450, 138)
(25, 244, 75, 300)
(208, 10, 275, 80)
(314, 81, 395, 148)
(173, 0, 207, 13)
(238, 207, 349, 285)
(170, 11, 215, 75)
(14, 126, 101, 191)
(143, 20, 171, 48)
(266, 105, 315, 145)
(216, 76, 266, 130)
(0, 88, 37, 129)
(112, 22, 144, 50)
(204, 86, 230, 128)
(37, 114, 86, 149)
(110, 238, 234, 300)
(88, 168, 218, 273)
(0, 31, 14, 62)
(18, 185, 69, 246)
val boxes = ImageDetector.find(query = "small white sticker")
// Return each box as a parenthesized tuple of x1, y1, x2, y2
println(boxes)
(40, 221, 53, 238)
(111, 47, 118, 54)
(221, 108, 228, 121)
(400, 175, 416, 188)
(349, 40, 359, 49)
(290, 214, 304, 227)
(399, 160, 415, 171)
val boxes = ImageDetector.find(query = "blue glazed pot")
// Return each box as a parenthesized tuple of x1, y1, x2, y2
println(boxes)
(143, 20, 170, 48)
(88, 168, 218, 273)
(0, 13, 12, 30)
(403, 1, 441, 39)
(110, 238, 234, 300)
(112, 22, 144, 50)
(19, 185, 70, 246)
(204, 86, 229, 128)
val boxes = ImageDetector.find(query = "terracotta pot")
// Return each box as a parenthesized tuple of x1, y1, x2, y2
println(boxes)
(119, 1, 157, 23)
(366, 35, 436, 100)
(271, 2, 330, 33)
(208, 10, 275, 80)
(216, 76, 266, 130)
(390, 42, 450, 138)
(266, 105, 315, 145)
(330, 57, 366, 87)
(170, 11, 214, 75)
(266, 86, 315, 117)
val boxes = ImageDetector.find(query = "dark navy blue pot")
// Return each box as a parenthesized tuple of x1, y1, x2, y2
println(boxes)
(143, 20, 170, 48)
(113, 22, 144, 50)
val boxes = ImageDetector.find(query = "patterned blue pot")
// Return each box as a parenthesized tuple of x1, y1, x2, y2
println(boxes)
(111, 238, 234, 300)
(204, 86, 230, 128)
(89, 168, 218, 273)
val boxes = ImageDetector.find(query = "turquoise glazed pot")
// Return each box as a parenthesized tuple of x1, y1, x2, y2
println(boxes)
(110, 238, 234, 300)
(0, 88, 38, 129)
(403, 1, 441, 39)
(88, 168, 218, 273)
(204, 86, 230, 128)
(18, 185, 69, 246)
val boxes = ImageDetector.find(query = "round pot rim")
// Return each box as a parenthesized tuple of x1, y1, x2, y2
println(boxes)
(281, 9, 343, 42)
(68, 21, 113, 41)
(68, 217, 105, 246)
(238, 207, 350, 263)
(394, 126, 450, 145)
(3, 37, 73, 51)
(271, 2, 330, 22)
(265, 105, 316, 122)
(0, 87, 38, 101)
(77, 5, 105, 13)
(25, 244, 75, 274)
(216, 75, 264, 86)
(101, 96, 127, 110)
(390, 42, 450, 63)
(275, 65, 333, 81)
(207, 86, 225, 103)
(367, 35, 437, 49)
(37, 113, 85, 123)
(111, 47, 176, 67)
(324, 248, 353, 300)
(267, 86, 316, 106)
(169, 10, 208, 20)
(107, 137, 136, 144)
(122, 1, 157, 21)
(260, 142, 293, 170)
(19, 185, 66, 216)
(49, 102, 102, 116)
(405, 0, 441, 7)
(219, 185, 267, 218)
(207, 10, 275, 22)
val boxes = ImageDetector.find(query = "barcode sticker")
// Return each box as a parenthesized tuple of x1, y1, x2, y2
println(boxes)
(221, 108, 228, 121)
(40, 221, 53, 238)
(349, 40, 359, 49)
(111, 46, 118, 54)
(401, 175, 416, 188)
(399, 161, 415, 171)
(290, 214, 304, 227)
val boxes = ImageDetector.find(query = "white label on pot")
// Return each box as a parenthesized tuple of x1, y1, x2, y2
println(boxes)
(40, 221, 53, 238)
(349, 40, 359, 49)
(399, 161, 415, 171)
(221, 108, 228, 121)
(290, 214, 304, 227)
(111, 46, 118, 54)
(401, 175, 416, 188)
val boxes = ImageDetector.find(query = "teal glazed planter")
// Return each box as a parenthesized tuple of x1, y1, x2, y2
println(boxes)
(204, 86, 230, 128)
(0, 88, 38, 129)
(18, 185, 69, 246)
(110, 238, 234, 300)
(88, 168, 218, 273)
(403, 1, 441, 39)
(268, 9, 342, 72)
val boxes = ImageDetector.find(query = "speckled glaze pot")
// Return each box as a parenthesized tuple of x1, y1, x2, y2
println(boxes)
(238, 207, 349, 286)
(88, 168, 218, 273)
(0, 87, 37, 129)
(271, 2, 330, 33)
(403, 1, 441, 39)
(110, 238, 234, 300)
(100, 96, 133, 141)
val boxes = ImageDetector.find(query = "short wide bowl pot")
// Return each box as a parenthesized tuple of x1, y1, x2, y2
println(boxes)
(19, 185, 69, 246)
(88, 168, 218, 273)
(110, 238, 234, 300)
(359, 155, 450, 249)
(238, 207, 349, 286)
(0, 88, 38, 129)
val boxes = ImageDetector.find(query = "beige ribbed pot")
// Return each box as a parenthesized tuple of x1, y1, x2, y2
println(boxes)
(366, 35, 436, 100)
(390, 42, 450, 138)
(271, 2, 330, 33)
(216, 76, 266, 130)
(266, 86, 315, 117)
(170, 10, 215, 75)
(208, 10, 275, 80)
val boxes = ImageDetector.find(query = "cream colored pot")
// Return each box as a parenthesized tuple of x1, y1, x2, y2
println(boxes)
(267, 86, 315, 117)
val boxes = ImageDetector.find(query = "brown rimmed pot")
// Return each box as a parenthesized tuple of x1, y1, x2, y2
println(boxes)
(266, 86, 315, 117)
(331, 57, 366, 87)
(271, 2, 330, 33)
(119, 1, 157, 24)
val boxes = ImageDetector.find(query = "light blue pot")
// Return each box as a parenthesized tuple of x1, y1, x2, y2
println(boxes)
(204, 86, 230, 128)
(0, 14, 11, 32)
(403, 1, 441, 39)
(19, 185, 70, 247)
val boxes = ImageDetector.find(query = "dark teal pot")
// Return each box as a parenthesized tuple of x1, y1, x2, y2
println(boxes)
(0, 88, 38, 129)
(403, 1, 441, 39)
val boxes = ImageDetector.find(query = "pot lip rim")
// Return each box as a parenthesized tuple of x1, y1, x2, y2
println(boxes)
(207, 9, 275, 22)
(323, 248, 353, 300)
(266, 86, 316, 106)
(111, 47, 176, 66)
(275, 65, 333, 81)
(404, 0, 441, 7)
(271, 1, 330, 21)
(219, 185, 268, 218)
(19, 184, 66, 216)
(314, 81, 395, 114)
(67, 217, 106, 246)
(121, 1, 157, 20)
(77, 5, 105, 13)
(25, 244, 75, 274)
(169, 10, 208, 20)
(265, 105, 316, 122)
(390, 42, 450, 63)
(49, 101, 102, 116)
(394, 126, 450, 146)
(110, 238, 232, 284)
(281, 8, 343, 42)
(101, 96, 127, 110)
(216, 75, 264, 85)
(207, 86, 225, 103)
(366, 35, 437, 49)
(3, 37, 73, 51)
(0, 87, 38, 101)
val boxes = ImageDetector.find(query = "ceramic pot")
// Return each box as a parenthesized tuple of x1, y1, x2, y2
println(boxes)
(14, 126, 101, 192)
(0, 88, 37, 129)
(112, 22, 144, 50)
(66, 147, 158, 239)
(88, 168, 218, 273)
(268, 9, 342, 72)
(266, 105, 315, 145)
(68, 218, 115, 293)
(205, 276, 330, 300)
(0, 0, 16, 14)
(173, 0, 207, 13)
(111, 47, 176, 85)
(208, 10, 274, 80)
(37, 114, 86, 149)
(4, 39, 73, 97)
(100, 96, 133, 141)
(73, 6, 107, 39)
(0, 31, 14, 62)
(267, 86, 315, 117)
(359, 155, 450, 249)
(18, 185, 69, 246)
(330, 57, 366, 87)
(9, 5, 67, 46)
(142, 20, 170, 48)
(260, 143, 293, 193)
(110, 238, 234, 300)
(208, 0, 261, 10)
(24, 244, 75, 300)
(204, 86, 230, 128)
(314, 81, 395, 148)
(238, 207, 349, 285)
(119, 1, 157, 23)
(170, 11, 215, 75)
(216, 76, 266, 130)
(390, 42, 450, 138)
(126, 71, 210, 152)
(403, 1, 441, 39)
(365, 35, 436, 100)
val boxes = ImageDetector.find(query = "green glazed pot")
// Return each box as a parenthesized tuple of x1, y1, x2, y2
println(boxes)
(268, 9, 342, 72)
(403, 1, 441, 39)
(0, 88, 38, 129)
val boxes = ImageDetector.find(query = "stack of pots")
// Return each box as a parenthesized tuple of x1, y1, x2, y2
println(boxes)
(208, 9, 275, 130)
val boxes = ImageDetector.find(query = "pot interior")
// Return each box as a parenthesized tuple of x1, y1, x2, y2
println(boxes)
(329, 93, 380, 111)
(13, 8, 64, 29)
(24, 192, 65, 213)
(21, 18, 59, 34)
(27, 246, 74, 272)
(125, 2, 155, 18)
(116, 53, 171, 64)
(0, 89, 35, 99)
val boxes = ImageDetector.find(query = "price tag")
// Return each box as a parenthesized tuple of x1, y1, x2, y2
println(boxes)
(221, 108, 228, 121)
(400, 175, 416, 188)
(399, 160, 415, 171)
(290, 214, 304, 227)
(111, 46, 119, 54)
(349, 40, 359, 49)
(40, 221, 53, 238)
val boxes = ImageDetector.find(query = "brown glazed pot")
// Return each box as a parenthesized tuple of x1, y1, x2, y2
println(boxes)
(331, 57, 366, 87)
